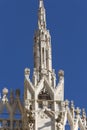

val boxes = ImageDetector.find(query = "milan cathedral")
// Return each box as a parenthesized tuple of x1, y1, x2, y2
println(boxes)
(0, 0, 86, 130)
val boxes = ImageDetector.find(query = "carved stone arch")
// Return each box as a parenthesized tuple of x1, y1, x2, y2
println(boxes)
(36, 77, 54, 100)
(38, 86, 51, 100)
(37, 79, 55, 109)
(38, 87, 52, 109)
(37, 78, 53, 100)
(44, 78, 54, 99)
(36, 78, 44, 99)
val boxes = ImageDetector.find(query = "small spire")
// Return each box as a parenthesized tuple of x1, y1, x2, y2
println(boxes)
(39, 0, 44, 8)
(38, 0, 46, 29)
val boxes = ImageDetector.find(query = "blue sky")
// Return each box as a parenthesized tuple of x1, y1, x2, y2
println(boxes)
(0, 0, 87, 110)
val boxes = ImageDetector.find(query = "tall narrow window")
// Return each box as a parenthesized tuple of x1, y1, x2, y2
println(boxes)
(46, 50, 48, 68)
(42, 48, 44, 64)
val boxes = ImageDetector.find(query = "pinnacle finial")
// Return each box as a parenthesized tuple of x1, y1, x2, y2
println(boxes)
(38, 0, 46, 29)
(39, 0, 44, 8)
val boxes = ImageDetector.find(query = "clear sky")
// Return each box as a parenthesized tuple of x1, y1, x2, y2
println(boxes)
(0, 0, 87, 111)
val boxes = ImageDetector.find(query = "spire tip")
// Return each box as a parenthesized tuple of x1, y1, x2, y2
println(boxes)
(39, 0, 44, 8)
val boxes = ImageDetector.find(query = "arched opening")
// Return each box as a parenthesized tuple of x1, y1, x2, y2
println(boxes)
(38, 87, 51, 100)
(38, 87, 52, 109)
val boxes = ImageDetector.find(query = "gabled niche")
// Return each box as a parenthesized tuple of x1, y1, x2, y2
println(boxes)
(38, 87, 52, 109)
(38, 86, 51, 100)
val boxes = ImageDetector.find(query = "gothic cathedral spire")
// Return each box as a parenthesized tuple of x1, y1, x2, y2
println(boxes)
(33, 0, 53, 83)
(24, 1, 86, 129)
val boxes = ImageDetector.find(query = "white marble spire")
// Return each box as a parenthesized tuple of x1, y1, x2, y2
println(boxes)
(39, 0, 44, 8)
(38, 0, 46, 29)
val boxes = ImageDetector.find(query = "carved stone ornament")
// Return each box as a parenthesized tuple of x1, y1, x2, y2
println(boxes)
(29, 123, 34, 130)
(2, 88, 8, 103)
(58, 70, 64, 77)
(56, 122, 63, 130)
(38, 110, 48, 119)
(25, 68, 30, 75)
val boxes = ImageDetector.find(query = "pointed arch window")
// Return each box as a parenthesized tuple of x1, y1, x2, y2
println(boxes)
(38, 87, 51, 100)
(42, 47, 44, 64)
(46, 49, 48, 68)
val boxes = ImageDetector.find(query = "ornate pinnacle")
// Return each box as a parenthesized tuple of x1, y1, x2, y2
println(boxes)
(70, 100, 74, 109)
(38, 0, 46, 29)
(65, 99, 69, 107)
(58, 70, 64, 77)
(25, 68, 30, 76)
(75, 107, 81, 115)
